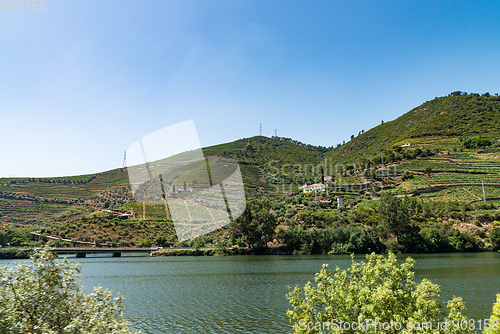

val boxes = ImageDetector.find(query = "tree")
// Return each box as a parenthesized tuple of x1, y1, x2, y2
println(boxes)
(489, 227, 500, 250)
(0, 247, 139, 333)
(154, 235, 168, 247)
(286, 252, 474, 334)
(378, 192, 410, 244)
(230, 198, 276, 247)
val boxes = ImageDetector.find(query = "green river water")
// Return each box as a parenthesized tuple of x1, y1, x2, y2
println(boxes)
(3, 252, 500, 333)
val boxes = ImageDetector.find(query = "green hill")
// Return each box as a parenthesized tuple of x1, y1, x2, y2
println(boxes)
(2, 91, 500, 229)
(326, 92, 500, 164)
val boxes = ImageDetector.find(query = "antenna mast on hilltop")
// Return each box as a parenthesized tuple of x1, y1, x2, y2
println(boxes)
(275, 129, 277, 137)
(260, 123, 262, 136)
(122, 150, 127, 168)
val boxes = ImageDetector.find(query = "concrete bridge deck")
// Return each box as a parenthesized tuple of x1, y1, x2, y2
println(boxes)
(49, 247, 155, 257)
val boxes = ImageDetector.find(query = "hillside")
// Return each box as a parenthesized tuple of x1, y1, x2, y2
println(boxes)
(2, 92, 500, 231)
(326, 92, 500, 163)
(0, 136, 329, 228)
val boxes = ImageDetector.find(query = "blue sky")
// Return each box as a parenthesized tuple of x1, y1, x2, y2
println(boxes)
(2, 0, 500, 177)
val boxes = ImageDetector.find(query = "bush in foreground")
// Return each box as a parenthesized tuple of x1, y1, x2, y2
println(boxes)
(485, 294, 500, 334)
(287, 252, 499, 333)
(0, 247, 140, 334)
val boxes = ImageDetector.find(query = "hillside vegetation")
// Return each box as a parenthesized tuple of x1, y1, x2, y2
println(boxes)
(1, 92, 500, 254)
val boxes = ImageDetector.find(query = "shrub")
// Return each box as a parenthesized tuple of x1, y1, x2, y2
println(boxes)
(119, 240, 130, 247)
(0, 247, 139, 333)
(286, 252, 474, 334)
(138, 237, 152, 248)
(484, 294, 500, 334)
(464, 136, 492, 149)
(154, 236, 168, 247)
(490, 228, 500, 250)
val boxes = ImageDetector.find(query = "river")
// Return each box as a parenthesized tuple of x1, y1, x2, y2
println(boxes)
(2, 252, 500, 333)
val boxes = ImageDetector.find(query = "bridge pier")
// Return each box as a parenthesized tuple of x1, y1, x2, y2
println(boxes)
(112, 252, 121, 257)
(76, 253, 86, 258)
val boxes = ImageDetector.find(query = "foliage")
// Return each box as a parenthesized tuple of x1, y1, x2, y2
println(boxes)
(378, 192, 410, 243)
(0, 248, 32, 259)
(449, 229, 483, 252)
(286, 252, 474, 334)
(138, 237, 152, 248)
(282, 226, 383, 255)
(230, 198, 276, 247)
(490, 227, 500, 250)
(463, 136, 492, 149)
(0, 247, 139, 333)
(484, 294, 500, 334)
(0, 228, 43, 247)
(154, 236, 169, 247)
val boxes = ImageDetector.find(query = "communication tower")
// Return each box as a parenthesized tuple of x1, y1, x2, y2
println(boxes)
(122, 150, 127, 168)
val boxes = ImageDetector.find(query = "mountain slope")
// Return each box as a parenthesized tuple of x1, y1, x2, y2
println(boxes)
(326, 93, 500, 164)
(3, 92, 500, 228)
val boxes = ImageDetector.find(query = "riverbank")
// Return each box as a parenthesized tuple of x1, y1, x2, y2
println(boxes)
(149, 246, 289, 257)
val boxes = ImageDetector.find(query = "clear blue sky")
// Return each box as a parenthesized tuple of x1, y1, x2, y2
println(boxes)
(2, 0, 500, 177)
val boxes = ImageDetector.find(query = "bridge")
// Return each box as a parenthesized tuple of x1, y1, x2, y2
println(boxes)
(49, 247, 157, 258)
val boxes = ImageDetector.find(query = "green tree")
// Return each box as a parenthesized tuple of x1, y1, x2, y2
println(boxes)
(286, 252, 474, 334)
(154, 235, 168, 247)
(490, 227, 500, 250)
(378, 192, 410, 244)
(138, 237, 152, 248)
(230, 198, 276, 247)
(0, 247, 139, 333)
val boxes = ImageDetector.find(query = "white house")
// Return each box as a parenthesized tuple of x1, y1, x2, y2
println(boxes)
(299, 183, 327, 193)
(401, 143, 411, 147)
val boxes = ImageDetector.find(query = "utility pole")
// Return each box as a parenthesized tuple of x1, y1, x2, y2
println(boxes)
(381, 153, 384, 176)
(159, 174, 171, 220)
(482, 180, 486, 201)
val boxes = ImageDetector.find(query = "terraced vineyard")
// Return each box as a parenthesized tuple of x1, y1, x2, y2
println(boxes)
(0, 198, 87, 228)
(0, 168, 130, 199)
(398, 150, 500, 188)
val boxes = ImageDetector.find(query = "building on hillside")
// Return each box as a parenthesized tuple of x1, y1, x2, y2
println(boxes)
(401, 143, 411, 147)
(324, 176, 332, 181)
(299, 183, 327, 193)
